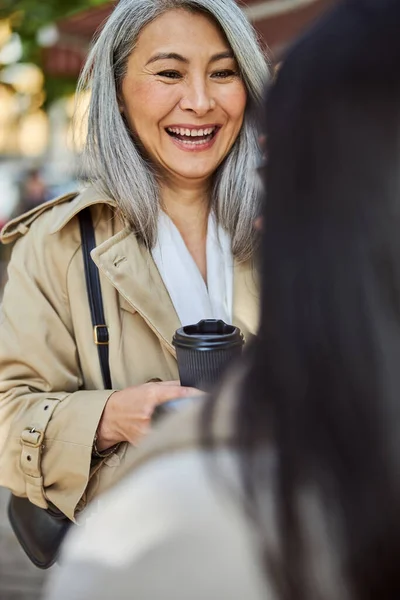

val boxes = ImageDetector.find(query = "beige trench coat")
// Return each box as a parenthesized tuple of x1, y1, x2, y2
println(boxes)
(0, 187, 259, 520)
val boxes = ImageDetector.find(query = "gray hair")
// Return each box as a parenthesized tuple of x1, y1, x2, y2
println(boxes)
(76, 0, 269, 261)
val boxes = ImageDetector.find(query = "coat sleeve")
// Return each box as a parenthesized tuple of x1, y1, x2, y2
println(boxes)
(0, 220, 115, 521)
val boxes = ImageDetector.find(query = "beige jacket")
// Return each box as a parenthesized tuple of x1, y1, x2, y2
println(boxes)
(0, 187, 259, 520)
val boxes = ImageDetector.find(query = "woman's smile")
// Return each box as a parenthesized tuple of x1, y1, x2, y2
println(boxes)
(165, 124, 221, 152)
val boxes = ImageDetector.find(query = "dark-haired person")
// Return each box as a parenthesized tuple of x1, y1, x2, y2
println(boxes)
(45, 0, 400, 598)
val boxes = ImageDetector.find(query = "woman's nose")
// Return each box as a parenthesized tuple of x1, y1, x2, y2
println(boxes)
(179, 79, 216, 115)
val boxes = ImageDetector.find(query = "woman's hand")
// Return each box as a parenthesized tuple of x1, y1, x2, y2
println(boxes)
(96, 381, 203, 450)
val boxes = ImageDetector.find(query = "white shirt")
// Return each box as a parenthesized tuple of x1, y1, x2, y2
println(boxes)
(151, 211, 233, 327)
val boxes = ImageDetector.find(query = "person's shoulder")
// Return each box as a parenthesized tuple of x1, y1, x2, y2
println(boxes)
(0, 186, 117, 246)
(0, 191, 78, 245)
(57, 444, 266, 600)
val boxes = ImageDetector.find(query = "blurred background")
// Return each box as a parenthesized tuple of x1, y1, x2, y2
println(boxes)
(0, 1, 336, 598)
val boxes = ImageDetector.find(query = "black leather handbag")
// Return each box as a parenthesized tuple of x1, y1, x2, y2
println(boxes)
(7, 207, 112, 569)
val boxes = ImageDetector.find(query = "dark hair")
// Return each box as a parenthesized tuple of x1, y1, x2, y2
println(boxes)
(213, 1, 400, 598)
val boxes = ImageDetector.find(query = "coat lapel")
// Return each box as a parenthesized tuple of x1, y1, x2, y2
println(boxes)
(232, 259, 260, 342)
(92, 228, 181, 356)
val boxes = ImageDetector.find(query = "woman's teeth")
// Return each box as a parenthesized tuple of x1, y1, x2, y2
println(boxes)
(166, 126, 217, 147)
(167, 126, 216, 138)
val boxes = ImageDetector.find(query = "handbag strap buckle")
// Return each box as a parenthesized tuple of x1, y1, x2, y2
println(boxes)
(93, 325, 109, 346)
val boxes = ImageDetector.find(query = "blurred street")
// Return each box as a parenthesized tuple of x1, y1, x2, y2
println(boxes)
(0, 487, 48, 600)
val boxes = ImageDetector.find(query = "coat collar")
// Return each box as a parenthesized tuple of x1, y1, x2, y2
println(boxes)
(92, 228, 259, 356)
(49, 187, 117, 234)
(37, 184, 259, 353)
(0, 187, 117, 245)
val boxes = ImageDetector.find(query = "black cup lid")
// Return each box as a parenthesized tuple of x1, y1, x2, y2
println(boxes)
(172, 319, 244, 350)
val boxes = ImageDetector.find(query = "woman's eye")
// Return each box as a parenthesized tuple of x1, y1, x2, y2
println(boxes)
(212, 70, 238, 79)
(157, 71, 182, 79)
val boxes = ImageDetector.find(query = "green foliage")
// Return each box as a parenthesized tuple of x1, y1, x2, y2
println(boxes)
(44, 76, 80, 106)
(1, 0, 109, 63)
(1, 0, 110, 101)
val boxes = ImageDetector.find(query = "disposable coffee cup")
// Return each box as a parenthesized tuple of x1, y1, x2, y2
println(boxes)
(172, 319, 244, 391)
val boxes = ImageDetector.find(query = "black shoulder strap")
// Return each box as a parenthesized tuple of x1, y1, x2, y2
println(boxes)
(78, 207, 112, 389)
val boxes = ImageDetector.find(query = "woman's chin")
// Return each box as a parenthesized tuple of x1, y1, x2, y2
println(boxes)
(174, 171, 215, 184)
(161, 163, 218, 185)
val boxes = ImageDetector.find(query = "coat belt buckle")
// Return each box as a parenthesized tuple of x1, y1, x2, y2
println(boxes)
(21, 427, 44, 448)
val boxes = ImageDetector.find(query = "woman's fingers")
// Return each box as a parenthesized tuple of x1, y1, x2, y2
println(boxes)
(179, 386, 206, 398)
(97, 381, 206, 448)
(152, 383, 205, 405)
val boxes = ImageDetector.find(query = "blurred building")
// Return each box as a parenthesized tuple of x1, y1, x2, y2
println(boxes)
(43, 0, 335, 77)
(247, 0, 336, 56)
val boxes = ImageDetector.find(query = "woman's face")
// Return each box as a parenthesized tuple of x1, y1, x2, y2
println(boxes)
(120, 9, 247, 187)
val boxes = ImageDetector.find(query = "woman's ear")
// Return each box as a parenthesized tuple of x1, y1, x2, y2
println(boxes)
(254, 217, 263, 232)
(117, 94, 125, 113)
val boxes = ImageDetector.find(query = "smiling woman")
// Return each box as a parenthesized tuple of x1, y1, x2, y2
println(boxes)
(119, 8, 248, 226)
(79, 0, 269, 262)
(0, 0, 269, 567)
